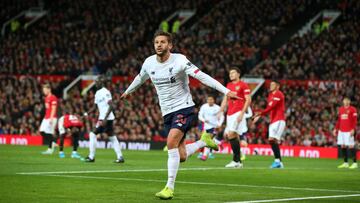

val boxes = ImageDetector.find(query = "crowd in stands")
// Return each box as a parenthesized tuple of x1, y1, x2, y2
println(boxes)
(251, 0, 360, 80)
(106, 0, 312, 79)
(0, 0, 210, 75)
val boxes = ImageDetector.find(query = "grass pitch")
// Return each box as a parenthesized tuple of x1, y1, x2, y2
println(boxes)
(0, 145, 359, 203)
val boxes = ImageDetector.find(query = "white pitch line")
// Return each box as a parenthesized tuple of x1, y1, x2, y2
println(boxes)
(16, 167, 234, 175)
(40, 174, 360, 194)
(16, 166, 343, 175)
(226, 194, 360, 203)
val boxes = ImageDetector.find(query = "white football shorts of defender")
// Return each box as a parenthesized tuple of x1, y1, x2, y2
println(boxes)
(39, 118, 58, 135)
(225, 108, 253, 135)
(268, 120, 286, 140)
(337, 131, 355, 146)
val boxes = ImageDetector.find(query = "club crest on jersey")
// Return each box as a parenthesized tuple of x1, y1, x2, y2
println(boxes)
(169, 67, 173, 74)
(151, 71, 155, 75)
(235, 86, 240, 90)
(170, 76, 176, 83)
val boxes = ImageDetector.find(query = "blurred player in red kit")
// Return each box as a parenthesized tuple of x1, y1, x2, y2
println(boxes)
(57, 112, 84, 159)
(334, 97, 358, 169)
(40, 83, 58, 155)
(253, 80, 286, 168)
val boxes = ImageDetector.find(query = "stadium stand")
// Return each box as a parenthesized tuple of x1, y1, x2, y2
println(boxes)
(251, 0, 360, 79)
(0, 0, 216, 75)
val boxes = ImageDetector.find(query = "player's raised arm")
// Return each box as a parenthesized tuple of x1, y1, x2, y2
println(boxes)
(121, 65, 150, 99)
(183, 58, 238, 99)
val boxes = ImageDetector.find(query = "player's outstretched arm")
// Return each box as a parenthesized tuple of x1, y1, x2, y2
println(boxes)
(122, 65, 149, 99)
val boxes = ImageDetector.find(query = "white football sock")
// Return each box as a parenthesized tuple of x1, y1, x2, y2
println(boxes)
(89, 132, 97, 159)
(203, 147, 210, 157)
(109, 136, 123, 159)
(166, 148, 180, 190)
(185, 140, 206, 158)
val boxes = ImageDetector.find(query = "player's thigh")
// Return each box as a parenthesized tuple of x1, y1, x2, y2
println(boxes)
(39, 119, 48, 132)
(42, 119, 57, 135)
(167, 128, 185, 149)
(341, 132, 353, 146)
(104, 120, 114, 136)
(337, 132, 344, 145)
(226, 112, 243, 138)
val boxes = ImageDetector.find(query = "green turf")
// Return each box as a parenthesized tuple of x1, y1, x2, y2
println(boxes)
(0, 145, 360, 203)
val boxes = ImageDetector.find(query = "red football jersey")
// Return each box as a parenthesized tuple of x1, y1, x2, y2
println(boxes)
(226, 81, 251, 115)
(44, 94, 58, 119)
(261, 90, 285, 123)
(335, 106, 357, 132)
(63, 114, 83, 128)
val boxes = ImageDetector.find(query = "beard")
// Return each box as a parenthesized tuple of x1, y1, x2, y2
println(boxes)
(156, 48, 168, 57)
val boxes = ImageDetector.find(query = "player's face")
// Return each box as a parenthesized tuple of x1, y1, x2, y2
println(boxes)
(343, 98, 350, 106)
(229, 70, 240, 81)
(269, 82, 278, 92)
(207, 97, 215, 106)
(42, 87, 50, 96)
(95, 77, 105, 89)
(154, 35, 172, 57)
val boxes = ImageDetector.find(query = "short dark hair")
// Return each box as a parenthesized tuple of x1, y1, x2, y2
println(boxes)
(272, 80, 281, 85)
(207, 94, 215, 100)
(153, 30, 173, 44)
(42, 83, 51, 89)
(230, 67, 241, 74)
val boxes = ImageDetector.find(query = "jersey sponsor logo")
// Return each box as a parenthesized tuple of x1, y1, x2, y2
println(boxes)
(341, 114, 349, 119)
(235, 86, 240, 90)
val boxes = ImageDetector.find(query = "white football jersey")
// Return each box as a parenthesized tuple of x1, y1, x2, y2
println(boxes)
(198, 103, 224, 130)
(94, 87, 115, 120)
(125, 53, 230, 116)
